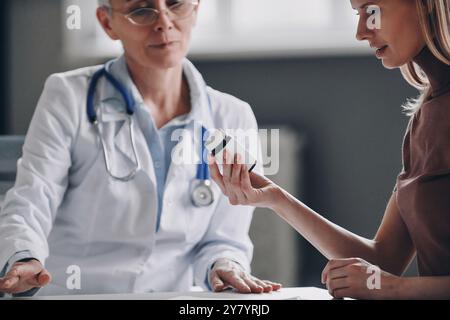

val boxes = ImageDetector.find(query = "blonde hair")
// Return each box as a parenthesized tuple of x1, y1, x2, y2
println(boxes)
(401, 0, 450, 115)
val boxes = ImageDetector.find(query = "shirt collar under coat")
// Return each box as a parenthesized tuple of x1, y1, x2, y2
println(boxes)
(97, 54, 215, 132)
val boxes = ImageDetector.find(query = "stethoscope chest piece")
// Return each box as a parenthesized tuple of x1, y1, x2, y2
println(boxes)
(191, 179, 214, 207)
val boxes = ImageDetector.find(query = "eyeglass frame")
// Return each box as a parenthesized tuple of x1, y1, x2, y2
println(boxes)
(101, 0, 200, 26)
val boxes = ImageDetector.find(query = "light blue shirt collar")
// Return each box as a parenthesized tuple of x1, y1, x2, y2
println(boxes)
(101, 55, 215, 130)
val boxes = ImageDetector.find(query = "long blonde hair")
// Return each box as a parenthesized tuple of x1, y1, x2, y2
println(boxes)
(401, 0, 450, 115)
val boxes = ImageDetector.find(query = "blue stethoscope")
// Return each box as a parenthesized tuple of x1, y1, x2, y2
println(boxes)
(86, 66, 214, 207)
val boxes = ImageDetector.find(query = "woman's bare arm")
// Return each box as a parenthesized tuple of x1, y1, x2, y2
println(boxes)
(210, 156, 415, 273)
(272, 189, 415, 273)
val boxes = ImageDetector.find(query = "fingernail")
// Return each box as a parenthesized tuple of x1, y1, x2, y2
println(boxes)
(39, 275, 50, 285)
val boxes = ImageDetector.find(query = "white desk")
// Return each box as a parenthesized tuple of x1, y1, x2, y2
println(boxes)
(25, 287, 333, 300)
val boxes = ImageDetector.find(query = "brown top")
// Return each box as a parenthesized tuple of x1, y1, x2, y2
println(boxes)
(396, 45, 450, 277)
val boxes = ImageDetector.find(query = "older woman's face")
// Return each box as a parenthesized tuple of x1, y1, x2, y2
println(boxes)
(351, 0, 425, 69)
(101, 0, 199, 69)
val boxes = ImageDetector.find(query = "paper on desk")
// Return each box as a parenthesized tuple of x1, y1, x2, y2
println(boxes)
(169, 287, 333, 300)
(16, 287, 334, 300)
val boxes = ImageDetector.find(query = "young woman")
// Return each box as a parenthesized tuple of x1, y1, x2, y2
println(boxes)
(209, 0, 450, 299)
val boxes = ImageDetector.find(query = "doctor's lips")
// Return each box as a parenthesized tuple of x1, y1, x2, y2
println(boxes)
(148, 40, 180, 49)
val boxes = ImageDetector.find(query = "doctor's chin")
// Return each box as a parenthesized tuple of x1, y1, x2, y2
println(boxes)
(1, 0, 450, 309)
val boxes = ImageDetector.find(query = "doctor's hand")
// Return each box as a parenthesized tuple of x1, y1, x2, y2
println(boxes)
(208, 152, 281, 209)
(0, 259, 52, 295)
(209, 258, 282, 294)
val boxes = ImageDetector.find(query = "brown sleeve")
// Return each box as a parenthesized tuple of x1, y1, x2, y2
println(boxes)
(393, 116, 415, 194)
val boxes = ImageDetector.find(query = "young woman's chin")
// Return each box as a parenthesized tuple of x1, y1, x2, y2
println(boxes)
(381, 58, 401, 70)
(379, 44, 426, 70)
(379, 50, 412, 70)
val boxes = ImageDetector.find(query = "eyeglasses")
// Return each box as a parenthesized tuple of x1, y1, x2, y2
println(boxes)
(104, 0, 199, 26)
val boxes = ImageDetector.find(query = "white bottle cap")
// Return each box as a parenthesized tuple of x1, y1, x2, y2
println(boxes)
(204, 129, 257, 172)
(204, 129, 229, 156)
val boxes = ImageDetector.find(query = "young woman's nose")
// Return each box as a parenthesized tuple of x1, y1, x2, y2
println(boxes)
(355, 16, 372, 41)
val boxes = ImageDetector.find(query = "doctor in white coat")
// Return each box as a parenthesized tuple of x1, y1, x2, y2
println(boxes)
(0, 0, 281, 296)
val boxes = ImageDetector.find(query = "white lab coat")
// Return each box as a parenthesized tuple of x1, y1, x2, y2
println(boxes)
(0, 56, 262, 295)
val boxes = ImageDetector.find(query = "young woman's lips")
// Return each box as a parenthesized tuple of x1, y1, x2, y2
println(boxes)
(375, 45, 388, 58)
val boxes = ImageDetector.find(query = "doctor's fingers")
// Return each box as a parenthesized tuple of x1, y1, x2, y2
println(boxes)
(210, 273, 235, 292)
(210, 272, 226, 292)
(10, 262, 51, 286)
(262, 280, 283, 291)
(252, 278, 283, 293)
(0, 276, 19, 293)
(0, 269, 51, 294)
(240, 273, 265, 293)
(215, 270, 251, 293)
(0, 276, 32, 295)
(251, 277, 273, 293)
